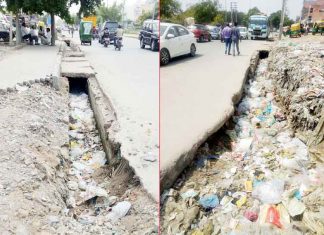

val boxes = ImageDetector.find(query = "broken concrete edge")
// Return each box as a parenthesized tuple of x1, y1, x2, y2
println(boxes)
(0, 77, 55, 94)
(62, 40, 158, 202)
(88, 78, 157, 203)
(160, 49, 265, 193)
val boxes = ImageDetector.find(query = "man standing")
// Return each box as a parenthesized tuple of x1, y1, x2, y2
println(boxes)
(231, 22, 241, 56)
(222, 23, 232, 55)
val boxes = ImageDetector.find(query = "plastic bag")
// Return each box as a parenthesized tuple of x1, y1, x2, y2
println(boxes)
(252, 179, 285, 204)
(199, 194, 219, 209)
(266, 206, 283, 228)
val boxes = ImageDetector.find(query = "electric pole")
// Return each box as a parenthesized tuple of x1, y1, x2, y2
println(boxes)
(9, 12, 13, 46)
(279, 0, 287, 40)
(152, 0, 156, 20)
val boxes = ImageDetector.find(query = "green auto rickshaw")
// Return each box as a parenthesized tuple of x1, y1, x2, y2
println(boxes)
(312, 20, 324, 35)
(289, 23, 302, 37)
(79, 21, 92, 45)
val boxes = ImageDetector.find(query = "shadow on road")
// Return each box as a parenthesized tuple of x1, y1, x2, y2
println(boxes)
(162, 54, 203, 67)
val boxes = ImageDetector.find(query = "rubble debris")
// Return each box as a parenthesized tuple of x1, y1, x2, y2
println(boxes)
(161, 41, 324, 234)
(0, 82, 156, 234)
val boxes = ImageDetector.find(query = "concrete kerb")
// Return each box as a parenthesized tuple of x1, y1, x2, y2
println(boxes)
(160, 50, 264, 191)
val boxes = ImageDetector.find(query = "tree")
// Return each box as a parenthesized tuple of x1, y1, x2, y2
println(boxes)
(192, 0, 218, 24)
(69, 0, 101, 17)
(96, 3, 123, 24)
(137, 10, 153, 25)
(269, 10, 294, 29)
(161, 0, 181, 20)
(212, 14, 224, 25)
(247, 7, 261, 17)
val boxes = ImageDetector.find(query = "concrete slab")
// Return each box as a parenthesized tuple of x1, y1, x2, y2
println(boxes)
(160, 40, 272, 190)
(60, 61, 95, 78)
(62, 57, 88, 62)
(65, 51, 85, 57)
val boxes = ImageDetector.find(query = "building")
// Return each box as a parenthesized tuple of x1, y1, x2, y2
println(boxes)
(134, 0, 155, 21)
(302, 0, 324, 23)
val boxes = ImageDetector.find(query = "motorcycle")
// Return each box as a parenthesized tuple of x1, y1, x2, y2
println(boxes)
(114, 37, 123, 51)
(103, 37, 110, 47)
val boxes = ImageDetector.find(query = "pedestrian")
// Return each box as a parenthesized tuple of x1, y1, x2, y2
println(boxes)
(40, 28, 51, 45)
(222, 23, 232, 55)
(231, 22, 241, 56)
(71, 26, 74, 38)
(29, 25, 39, 45)
(21, 22, 31, 42)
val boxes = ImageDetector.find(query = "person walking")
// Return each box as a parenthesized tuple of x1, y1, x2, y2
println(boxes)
(231, 22, 241, 56)
(222, 23, 232, 55)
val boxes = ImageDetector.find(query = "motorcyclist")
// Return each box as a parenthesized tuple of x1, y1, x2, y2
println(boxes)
(102, 27, 110, 41)
(114, 25, 123, 46)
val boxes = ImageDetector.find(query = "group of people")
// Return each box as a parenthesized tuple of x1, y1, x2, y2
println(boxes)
(21, 22, 51, 45)
(221, 22, 241, 56)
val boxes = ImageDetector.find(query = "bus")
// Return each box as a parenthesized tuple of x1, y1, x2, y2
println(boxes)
(248, 15, 270, 39)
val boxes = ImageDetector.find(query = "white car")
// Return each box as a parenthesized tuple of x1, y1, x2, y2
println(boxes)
(238, 27, 248, 39)
(160, 22, 197, 65)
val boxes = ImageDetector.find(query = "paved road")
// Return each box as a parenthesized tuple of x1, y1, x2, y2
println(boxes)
(161, 39, 272, 189)
(80, 37, 159, 200)
(0, 44, 61, 89)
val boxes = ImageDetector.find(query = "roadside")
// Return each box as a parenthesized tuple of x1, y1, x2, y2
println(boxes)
(161, 39, 272, 190)
(0, 41, 62, 89)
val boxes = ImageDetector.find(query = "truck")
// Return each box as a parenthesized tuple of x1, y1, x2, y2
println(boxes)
(248, 15, 270, 39)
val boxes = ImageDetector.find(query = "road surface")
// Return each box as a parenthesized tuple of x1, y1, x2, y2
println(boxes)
(80, 37, 159, 200)
(0, 43, 61, 89)
(160, 39, 272, 190)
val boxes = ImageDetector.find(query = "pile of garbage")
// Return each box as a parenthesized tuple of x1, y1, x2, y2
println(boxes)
(268, 41, 324, 133)
(161, 52, 324, 234)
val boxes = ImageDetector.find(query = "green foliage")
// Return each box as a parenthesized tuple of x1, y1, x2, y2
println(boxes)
(137, 10, 153, 25)
(269, 10, 294, 29)
(96, 3, 123, 24)
(69, 0, 101, 17)
(192, 0, 218, 24)
(247, 7, 261, 17)
(161, 0, 181, 20)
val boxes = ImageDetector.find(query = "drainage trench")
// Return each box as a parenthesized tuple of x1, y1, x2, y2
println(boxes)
(161, 51, 320, 234)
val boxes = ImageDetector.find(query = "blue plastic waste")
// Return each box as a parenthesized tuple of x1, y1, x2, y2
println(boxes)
(199, 195, 219, 209)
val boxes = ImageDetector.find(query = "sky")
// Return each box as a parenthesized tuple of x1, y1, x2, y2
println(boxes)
(70, 0, 151, 20)
(182, 0, 305, 20)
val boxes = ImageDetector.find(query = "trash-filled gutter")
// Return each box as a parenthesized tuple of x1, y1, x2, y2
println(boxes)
(161, 43, 324, 234)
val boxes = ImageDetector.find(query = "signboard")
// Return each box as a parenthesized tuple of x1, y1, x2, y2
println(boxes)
(82, 16, 97, 26)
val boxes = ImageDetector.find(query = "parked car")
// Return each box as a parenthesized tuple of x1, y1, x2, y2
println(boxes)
(0, 22, 15, 42)
(139, 19, 159, 51)
(98, 21, 118, 44)
(160, 22, 196, 65)
(208, 26, 221, 40)
(238, 26, 248, 39)
(188, 24, 211, 42)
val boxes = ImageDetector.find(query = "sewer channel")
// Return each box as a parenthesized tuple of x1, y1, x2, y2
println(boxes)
(161, 52, 321, 234)
(66, 77, 111, 218)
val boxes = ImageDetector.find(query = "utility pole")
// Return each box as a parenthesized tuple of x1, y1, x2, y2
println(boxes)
(9, 12, 13, 46)
(152, 0, 156, 20)
(225, 0, 227, 23)
(230, 2, 237, 24)
(279, 0, 287, 40)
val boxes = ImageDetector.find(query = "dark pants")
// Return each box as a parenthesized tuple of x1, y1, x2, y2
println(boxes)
(30, 36, 39, 45)
(114, 37, 122, 46)
(225, 38, 232, 54)
(22, 34, 31, 41)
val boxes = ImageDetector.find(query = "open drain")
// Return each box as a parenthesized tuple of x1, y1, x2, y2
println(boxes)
(161, 50, 322, 234)
(67, 77, 110, 215)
